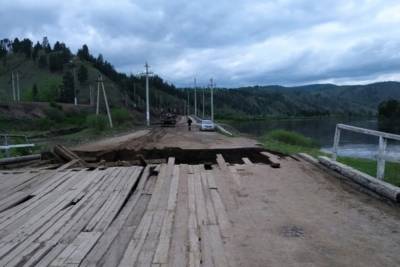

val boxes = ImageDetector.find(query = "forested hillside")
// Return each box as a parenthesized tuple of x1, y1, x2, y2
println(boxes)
(1, 37, 399, 121)
(0, 37, 186, 117)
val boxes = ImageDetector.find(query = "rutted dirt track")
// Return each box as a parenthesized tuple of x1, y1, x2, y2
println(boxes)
(1, 117, 399, 266)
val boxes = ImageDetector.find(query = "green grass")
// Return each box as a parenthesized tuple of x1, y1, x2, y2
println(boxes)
(260, 129, 324, 157)
(338, 157, 400, 187)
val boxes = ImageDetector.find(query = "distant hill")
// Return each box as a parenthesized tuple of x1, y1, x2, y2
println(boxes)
(1, 37, 399, 121)
(0, 38, 187, 120)
(210, 82, 400, 119)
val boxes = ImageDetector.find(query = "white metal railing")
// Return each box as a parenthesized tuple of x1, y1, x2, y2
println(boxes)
(0, 134, 35, 158)
(332, 124, 400, 180)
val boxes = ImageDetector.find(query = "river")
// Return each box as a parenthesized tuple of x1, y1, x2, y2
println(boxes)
(229, 117, 400, 160)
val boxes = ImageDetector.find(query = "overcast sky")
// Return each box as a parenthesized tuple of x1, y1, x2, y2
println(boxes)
(1, 0, 400, 87)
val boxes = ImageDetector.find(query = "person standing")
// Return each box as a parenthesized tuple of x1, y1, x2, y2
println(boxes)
(187, 117, 193, 131)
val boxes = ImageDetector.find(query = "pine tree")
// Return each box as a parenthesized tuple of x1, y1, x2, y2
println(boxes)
(59, 71, 75, 103)
(32, 84, 38, 101)
(38, 55, 47, 68)
(77, 64, 88, 84)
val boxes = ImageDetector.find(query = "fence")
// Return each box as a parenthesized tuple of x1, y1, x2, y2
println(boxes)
(332, 124, 400, 180)
(0, 134, 35, 158)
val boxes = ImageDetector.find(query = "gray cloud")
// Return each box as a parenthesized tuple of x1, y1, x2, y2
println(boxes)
(1, 0, 399, 87)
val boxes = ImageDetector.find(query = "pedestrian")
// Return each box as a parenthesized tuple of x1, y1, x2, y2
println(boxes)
(187, 117, 192, 131)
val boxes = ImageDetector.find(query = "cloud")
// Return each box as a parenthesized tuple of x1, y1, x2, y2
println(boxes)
(0, 0, 399, 87)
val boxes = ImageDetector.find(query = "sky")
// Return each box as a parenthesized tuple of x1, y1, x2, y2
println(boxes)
(1, 0, 400, 87)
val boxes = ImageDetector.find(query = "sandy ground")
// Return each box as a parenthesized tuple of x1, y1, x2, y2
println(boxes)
(218, 159, 400, 266)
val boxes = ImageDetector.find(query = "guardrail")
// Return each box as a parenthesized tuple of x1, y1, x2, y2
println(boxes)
(0, 134, 35, 158)
(332, 124, 400, 180)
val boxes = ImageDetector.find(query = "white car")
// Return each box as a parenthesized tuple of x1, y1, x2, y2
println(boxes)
(200, 120, 215, 131)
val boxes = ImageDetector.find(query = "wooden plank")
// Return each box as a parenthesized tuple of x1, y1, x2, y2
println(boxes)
(187, 173, 201, 267)
(210, 189, 231, 238)
(153, 165, 180, 264)
(169, 164, 189, 267)
(118, 213, 153, 267)
(200, 169, 217, 225)
(216, 154, 228, 171)
(260, 151, 281, 168)
(95, 167, 142, 231)
(242, 157, 253, 165)
(53, 232, 102, 266)
(228, 166, 241, 188)
(208, 225, 229, 267)
(0, 206, 72, 266)
(136, 158, 175, 266)
(100, 194, 151, 267)
(206, 170, 218, 189)
(0, 168, 97, 257)
(81, 167, 151, 266)
(118, 162, 172, 266)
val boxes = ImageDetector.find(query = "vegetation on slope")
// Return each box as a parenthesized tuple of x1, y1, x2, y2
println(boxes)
(261, 129, 400, 186)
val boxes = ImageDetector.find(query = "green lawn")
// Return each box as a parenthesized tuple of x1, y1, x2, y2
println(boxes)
(338, 157, 400, 187)
(260, 129, 400, 187)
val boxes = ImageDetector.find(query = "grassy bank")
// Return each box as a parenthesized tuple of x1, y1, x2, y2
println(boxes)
(0, 107, 138, 158)
(260, 129, 400, 186)
(260, 129, 324, 157)
(338, 157, 400, 187)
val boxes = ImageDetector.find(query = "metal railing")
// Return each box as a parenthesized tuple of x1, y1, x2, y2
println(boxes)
(332, 124, 400, 180)
(0, 134, 35, 158)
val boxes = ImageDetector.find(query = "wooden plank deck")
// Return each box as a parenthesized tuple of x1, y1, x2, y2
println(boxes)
(0, 158, 233, 266)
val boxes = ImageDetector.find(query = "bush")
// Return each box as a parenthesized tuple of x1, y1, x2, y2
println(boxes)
(86, 114, 108, 132)
(36, 118, 52, 130)
(266, 130, 318, 148)
(45, 107, 65, 123)
(111, 108, 131, 126)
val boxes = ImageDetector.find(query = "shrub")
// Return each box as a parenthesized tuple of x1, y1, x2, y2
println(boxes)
(266, 130, 318, 148)
(86, 114, 108, 132)
(36, 118, 52, 130)
(111, 108, 131, 126)
(45, 107, 65, 123)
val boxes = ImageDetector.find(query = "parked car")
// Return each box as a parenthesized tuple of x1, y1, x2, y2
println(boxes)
(200, 120, 215, 131)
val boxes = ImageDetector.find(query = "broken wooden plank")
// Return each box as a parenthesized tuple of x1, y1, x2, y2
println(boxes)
(242, 157, 253, 165)
(260, 151, 281, 168)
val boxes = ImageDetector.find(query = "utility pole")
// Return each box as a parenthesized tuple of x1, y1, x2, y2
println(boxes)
(210, 78, 214, 121)
(16, 71, 20, 102)
(97, 75, 113, 128)
(133, 82, 136, 107)
(145, 62, 151, 126)
(96, 78, 100, 115)
(73, 68, 78, 106)
(202, 86, 205, 119)
(187, 89, 190, 116)
(194, 78, 197, 117)
(11, 72, 15, 102)
(89, 85, 94, 106)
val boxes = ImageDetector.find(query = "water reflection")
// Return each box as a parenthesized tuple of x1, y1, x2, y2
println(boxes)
(229, 117, 400, 160)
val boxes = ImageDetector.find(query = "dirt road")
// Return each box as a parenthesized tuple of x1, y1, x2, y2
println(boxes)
(68, 116, 400, 266)
(74, 116, 259, 152)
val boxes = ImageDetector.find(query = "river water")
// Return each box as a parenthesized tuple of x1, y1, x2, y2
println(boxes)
(229, 117, 400, 160)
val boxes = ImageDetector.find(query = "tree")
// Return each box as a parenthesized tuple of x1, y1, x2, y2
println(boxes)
(53, 41, 62, 51)
(77, 44, 90, 61)
(32, 42, 42, 60)
(59, 71, 75, 103)
(42, 37, 51, 53)
(20, 38, 33, 58)
(48, 53, 64, 71)
(38, 55, 47, 68)
(77, 64, 88, 84)
(32, 84, 38, 101)
(12, 38, 20, 53)
(378, 99, 400, 119)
